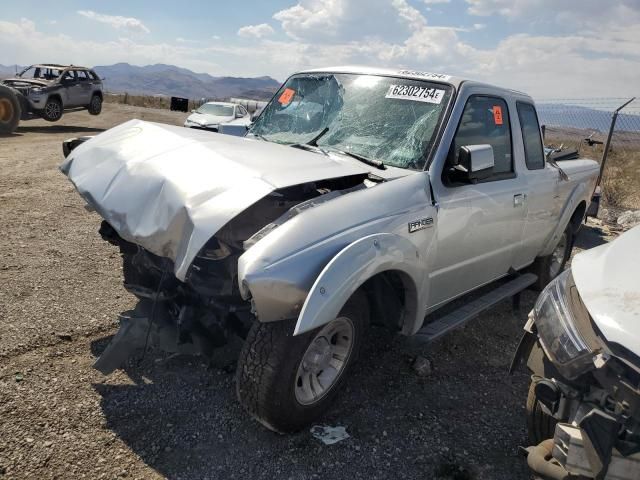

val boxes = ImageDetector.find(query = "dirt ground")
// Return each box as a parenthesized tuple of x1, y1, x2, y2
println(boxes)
(0, 105, 616, 479)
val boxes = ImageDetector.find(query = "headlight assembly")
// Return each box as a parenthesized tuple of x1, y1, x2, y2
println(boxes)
(533, 269, 594, 378)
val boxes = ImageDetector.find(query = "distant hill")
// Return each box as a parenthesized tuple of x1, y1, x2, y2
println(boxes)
(0, 64, 23, 78)
(93, 63, 280, 100)
(0, 63, 280, 100)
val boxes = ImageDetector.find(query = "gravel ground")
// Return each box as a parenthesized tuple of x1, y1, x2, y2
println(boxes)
(0, 106, 616, 479)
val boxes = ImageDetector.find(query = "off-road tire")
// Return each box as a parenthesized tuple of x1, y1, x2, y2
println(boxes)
(41, 97, 63, 122)
(236, 291, 369, 433)
(0, 85, 21, 134)
(526, 379, 557, 445)
(88, 94, 102, 115)
(529, 224, 574, 291)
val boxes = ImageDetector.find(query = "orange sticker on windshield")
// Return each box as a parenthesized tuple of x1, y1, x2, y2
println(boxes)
(278, 88, 295, 105)
(493, 105, 503, 125)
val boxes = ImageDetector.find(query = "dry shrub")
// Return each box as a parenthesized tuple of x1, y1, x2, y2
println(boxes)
(602, 149, 640, 209)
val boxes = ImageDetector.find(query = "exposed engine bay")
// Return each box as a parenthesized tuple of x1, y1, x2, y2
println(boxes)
(525, 341, 640, 480)
(94, 175, 372, 374)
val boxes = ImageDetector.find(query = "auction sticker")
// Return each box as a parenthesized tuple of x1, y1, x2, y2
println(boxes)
(385, 85, 445, 104)
(278, 88, 295, 106)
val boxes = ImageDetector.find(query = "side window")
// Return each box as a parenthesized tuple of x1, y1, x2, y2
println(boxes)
(61, 70, 76, 83)
(517, 102, 545, 170)
(450, 95, 513, 179)
(76, 71, 89, 81)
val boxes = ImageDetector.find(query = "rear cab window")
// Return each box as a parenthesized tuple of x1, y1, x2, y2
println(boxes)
(446, 95, 513, 184)
(517, 102, 545, 170)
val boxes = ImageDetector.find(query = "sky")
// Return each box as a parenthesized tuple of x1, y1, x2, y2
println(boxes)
(1, 0, 639, 98)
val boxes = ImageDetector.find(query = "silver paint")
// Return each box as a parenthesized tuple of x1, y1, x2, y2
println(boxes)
(61, 69, 600, 341)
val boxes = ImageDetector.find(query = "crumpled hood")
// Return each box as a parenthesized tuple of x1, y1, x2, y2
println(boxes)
(3, 78, 52, 87)
(60, 119, 371, 281)
(185, 112, 233, 126)
(572, 226, 640, 356)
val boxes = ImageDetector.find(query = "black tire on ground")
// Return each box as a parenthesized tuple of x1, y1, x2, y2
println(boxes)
(41, 97, 63, 122)
(0, 85, 21, 134)
(529, 223, 574, 291)
(236, 290, 369, 433)
(88, 94, 102, 115)
(526, 379, 557, 445)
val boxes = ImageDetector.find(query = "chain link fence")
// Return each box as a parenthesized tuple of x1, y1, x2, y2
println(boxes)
(536, 97, 640, 209)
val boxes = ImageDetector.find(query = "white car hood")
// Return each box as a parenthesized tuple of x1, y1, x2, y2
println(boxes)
(572, 226, 640, 355)
(60, 119, 371, 281)
(185, 112, 233, 126)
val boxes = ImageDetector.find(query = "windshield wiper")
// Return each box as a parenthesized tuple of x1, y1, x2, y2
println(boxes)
(246, 131, 267, 141)
(331, 149, 386, 170)
(289, 127, 330, 155)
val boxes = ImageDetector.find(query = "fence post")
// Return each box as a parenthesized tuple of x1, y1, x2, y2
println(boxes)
(597, 97, 635, 186)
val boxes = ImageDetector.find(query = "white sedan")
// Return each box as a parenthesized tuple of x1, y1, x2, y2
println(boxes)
(183, 102, 249, 131)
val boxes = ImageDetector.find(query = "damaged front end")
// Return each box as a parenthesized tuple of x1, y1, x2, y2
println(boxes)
(517, 269, 640, 479)
(94, 176, 367, 373)
(60, 120, 380, 373)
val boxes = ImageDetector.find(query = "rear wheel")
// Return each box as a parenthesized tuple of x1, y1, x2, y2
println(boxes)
(0, 85, 21, 134)
(529, 224, 573, 291)
(236, 291, 369, 433)
(88, 94, 102, 115)
(41, 97, 63, 122)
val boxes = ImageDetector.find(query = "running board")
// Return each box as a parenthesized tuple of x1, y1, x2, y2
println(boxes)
(411, 273, 537, 344)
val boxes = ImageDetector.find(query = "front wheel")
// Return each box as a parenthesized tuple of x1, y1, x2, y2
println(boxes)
(526, 379, 557, 445)
(529, 224, 573, 291)
(236, 291, 369, 433)
(41, 97, 63, 122)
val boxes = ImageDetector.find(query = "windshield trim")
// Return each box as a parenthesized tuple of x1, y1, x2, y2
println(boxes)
(422, 81, 458, 172)
(250, 72, 456, 172)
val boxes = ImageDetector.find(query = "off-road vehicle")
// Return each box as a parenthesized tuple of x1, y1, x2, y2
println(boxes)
(0, 64, 103, 134)
(61, 66, 600, 432)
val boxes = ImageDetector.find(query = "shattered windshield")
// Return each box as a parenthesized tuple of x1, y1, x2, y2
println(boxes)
(18, 66, 64, 81)
(197, 104, 234, 116)
(249, 73, 452, 169)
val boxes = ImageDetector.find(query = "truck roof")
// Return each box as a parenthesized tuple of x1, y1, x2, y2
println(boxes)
(297, 65, 530, 99)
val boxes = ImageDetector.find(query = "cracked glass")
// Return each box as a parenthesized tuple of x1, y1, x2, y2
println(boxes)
(249, 73, 452, 169)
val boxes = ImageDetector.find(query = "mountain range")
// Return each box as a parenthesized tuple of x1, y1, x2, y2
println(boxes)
(0, 63, 280, 101)
(1, 63, 637, 129)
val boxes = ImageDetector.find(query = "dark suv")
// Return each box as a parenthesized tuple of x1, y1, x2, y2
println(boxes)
(0, 64, 103, 134)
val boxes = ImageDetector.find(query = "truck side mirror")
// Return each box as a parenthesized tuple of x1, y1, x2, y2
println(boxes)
(454, 144, 495, 183)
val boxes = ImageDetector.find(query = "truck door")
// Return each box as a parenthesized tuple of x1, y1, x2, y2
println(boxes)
(427, 94, 528, 308)
(511, 102, 560, 268)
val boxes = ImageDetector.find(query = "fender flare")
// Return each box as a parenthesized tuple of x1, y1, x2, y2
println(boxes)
(293, 233, 426, 336)
(540, 182, 588, 257)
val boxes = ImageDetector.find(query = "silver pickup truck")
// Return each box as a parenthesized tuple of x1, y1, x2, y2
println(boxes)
(61, 66, 599, 432)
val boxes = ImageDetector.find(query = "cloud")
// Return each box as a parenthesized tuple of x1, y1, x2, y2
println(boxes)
(77, 10, 150, 34)
(2, 2, 640, 100)
(272, 0, 426, 43)
(465, 0, 640, 26)
(423, 0, 450, 3)
(237, 23, 275, 38)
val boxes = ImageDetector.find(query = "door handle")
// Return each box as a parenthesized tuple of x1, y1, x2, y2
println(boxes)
(514, 194, 525, 207)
